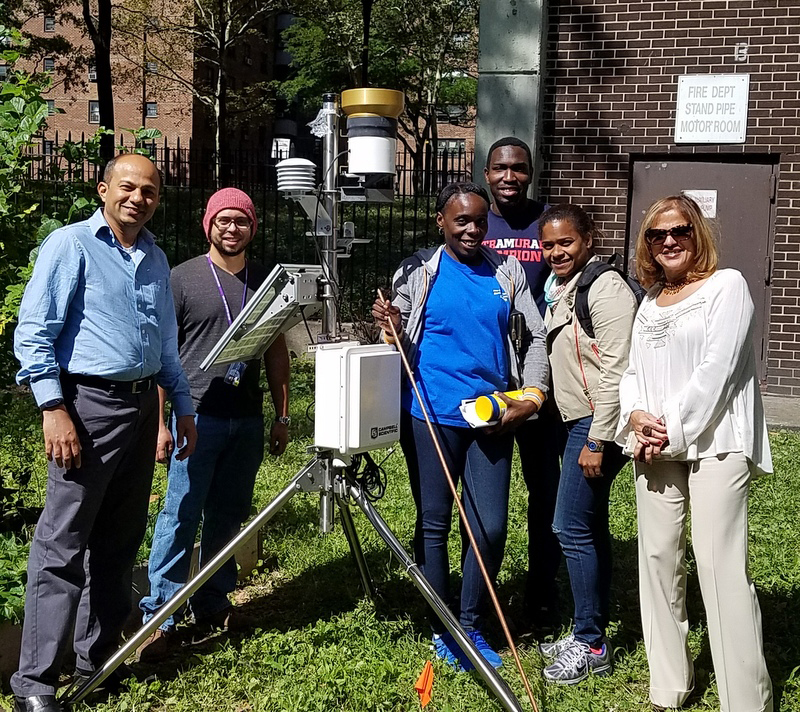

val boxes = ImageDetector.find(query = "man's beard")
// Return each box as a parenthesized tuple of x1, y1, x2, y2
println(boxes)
(212, 237, 248, 256)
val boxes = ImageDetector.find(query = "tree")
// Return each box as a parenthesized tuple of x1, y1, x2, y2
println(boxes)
(280, 0, 479, 186)
(81, 0, 114, 161)
(113, 0, 279, 183)
(3, 0, 117, 161)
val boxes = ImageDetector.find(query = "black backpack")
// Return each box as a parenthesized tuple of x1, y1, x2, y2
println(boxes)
(575, 256, 646, 339)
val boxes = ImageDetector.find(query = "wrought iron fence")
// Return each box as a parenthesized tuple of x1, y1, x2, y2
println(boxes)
(25, 134, 475, 318)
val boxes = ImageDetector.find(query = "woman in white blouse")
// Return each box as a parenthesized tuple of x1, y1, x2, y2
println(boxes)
(617, 195, 772, 712)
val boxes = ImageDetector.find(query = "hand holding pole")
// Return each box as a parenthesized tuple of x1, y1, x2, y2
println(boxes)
(377, 289, 540, 712)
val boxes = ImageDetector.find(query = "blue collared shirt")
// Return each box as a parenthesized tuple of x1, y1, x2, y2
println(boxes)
(14, 208, 194, 416)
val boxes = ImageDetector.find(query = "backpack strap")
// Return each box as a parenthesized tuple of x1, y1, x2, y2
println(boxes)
(575, 262, 617, 340)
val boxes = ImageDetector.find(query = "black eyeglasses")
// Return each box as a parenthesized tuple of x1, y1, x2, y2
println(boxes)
(214, 217, 252, 230)
(644, 223, 693, 247)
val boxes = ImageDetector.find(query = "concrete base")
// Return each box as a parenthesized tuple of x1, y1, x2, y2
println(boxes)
(763, 394, 800, 431)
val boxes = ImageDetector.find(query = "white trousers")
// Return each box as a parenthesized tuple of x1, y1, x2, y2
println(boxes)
(635, 453, 773, 712)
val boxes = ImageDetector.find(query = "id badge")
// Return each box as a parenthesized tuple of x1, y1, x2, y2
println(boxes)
(224, 361, 247, 387)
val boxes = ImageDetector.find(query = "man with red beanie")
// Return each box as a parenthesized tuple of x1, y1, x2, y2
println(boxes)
(137, 187, 290, 660)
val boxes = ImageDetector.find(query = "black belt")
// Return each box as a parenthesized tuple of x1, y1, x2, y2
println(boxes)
(62, 372, 156, 394)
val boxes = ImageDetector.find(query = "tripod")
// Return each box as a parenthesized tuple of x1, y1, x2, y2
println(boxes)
(65, 453, 523, 710)
(63, 92, 526, 711)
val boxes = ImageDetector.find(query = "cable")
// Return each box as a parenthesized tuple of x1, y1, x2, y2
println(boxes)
(301, 306, 315, 345)
(346, 452, 388, 503)
(310, 180, 345, 329)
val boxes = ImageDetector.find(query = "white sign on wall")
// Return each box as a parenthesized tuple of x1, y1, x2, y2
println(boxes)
(682, 189, 718, 218)
(674, 74, 749, 144)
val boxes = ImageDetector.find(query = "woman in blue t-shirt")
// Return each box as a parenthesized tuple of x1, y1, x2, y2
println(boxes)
(372, 182, 549, 670)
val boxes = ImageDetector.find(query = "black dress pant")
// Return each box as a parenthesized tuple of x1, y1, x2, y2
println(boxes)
(516, 399, 566, 611)
(11, 381, 159, 696)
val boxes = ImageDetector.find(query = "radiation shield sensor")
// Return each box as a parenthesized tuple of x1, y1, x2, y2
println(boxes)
(200, 263, 323, 370)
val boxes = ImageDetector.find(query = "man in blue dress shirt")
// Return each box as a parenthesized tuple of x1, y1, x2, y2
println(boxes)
(11, 154, 197, 712)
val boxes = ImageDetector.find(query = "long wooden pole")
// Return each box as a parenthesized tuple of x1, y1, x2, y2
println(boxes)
(377, 290, 540, 712)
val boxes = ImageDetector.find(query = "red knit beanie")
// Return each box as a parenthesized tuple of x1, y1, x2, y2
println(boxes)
(202, 187, 258, 240)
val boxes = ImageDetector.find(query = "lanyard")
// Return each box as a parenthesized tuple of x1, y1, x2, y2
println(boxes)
(207, 254, 248, 326)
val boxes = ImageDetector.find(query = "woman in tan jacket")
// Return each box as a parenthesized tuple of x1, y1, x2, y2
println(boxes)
(535, 204, 639, 685)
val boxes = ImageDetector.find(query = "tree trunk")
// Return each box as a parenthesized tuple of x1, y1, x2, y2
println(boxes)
(214, 66, 228, 187)
(429, 104, 440, 192)
(361, 0, 373, 86)
(83, 0, 115, 164)
(214, 0, 230, 187)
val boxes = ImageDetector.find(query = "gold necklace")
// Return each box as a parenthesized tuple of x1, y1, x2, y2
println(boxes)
(661, 276, 697, 296)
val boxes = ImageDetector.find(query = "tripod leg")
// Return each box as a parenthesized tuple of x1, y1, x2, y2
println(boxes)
(346, 481, 525, 712)
(336, 493, 376, 601)
(63, 459, 317, 708)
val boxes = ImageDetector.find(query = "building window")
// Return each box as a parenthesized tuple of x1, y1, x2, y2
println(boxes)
(437, 139, 466, 155)
(44, 15, 55, 32)
(88, 65, 97, 82)
(43, 57, 55, 72)
(271, 137, 291, 160)
(43, 140, 54, 155)
(145, 102, 158, 118)
(88, 100, 100, 123)
(46, 99, 55, 115)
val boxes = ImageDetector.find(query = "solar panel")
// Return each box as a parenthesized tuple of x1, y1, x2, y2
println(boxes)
(201, 263, 324, 370)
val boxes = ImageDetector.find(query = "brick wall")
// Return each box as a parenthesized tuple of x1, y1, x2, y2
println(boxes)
(539, 0, 800, 394)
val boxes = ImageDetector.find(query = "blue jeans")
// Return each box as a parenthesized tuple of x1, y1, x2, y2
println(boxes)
(552, 415, 627, 647)
(402, 412, 513, 633)
(140, 413, 264, 629)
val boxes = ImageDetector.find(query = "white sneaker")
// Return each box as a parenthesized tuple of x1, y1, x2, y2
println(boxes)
(537, 632, 575, 659)
(543, 640, 612, 685)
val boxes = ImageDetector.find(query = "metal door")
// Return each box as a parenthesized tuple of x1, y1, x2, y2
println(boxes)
(628, 159, 776, 382)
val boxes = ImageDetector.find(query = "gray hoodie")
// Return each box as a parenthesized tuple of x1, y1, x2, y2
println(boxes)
(385, 244, 549, 393)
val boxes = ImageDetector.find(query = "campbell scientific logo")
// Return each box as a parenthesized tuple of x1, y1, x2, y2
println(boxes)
(370, 423, 399, 439)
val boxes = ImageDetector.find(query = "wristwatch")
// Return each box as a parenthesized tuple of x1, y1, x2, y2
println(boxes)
(40, 398, 64, 411)
(275, 416, 291, 426)
(585, 438, 605, 453)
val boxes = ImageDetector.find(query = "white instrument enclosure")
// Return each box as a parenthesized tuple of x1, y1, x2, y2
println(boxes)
(314, 343, 401, 454)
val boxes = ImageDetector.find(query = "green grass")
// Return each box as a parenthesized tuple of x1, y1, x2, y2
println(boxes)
(2, 388, 799, 710)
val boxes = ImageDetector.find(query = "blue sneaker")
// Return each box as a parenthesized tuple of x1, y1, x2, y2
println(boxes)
(432, 632, 466, 671)
(467, 630, 503, 669)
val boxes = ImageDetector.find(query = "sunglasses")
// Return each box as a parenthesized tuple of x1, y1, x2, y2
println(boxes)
(644, 223, 693, 247)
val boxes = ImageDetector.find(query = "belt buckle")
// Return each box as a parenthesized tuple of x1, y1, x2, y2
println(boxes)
(131, 379, 144, 394)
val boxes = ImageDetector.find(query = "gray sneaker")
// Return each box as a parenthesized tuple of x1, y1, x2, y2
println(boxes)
(537, 633, 575, 659)
(543, 640, 612, 685)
